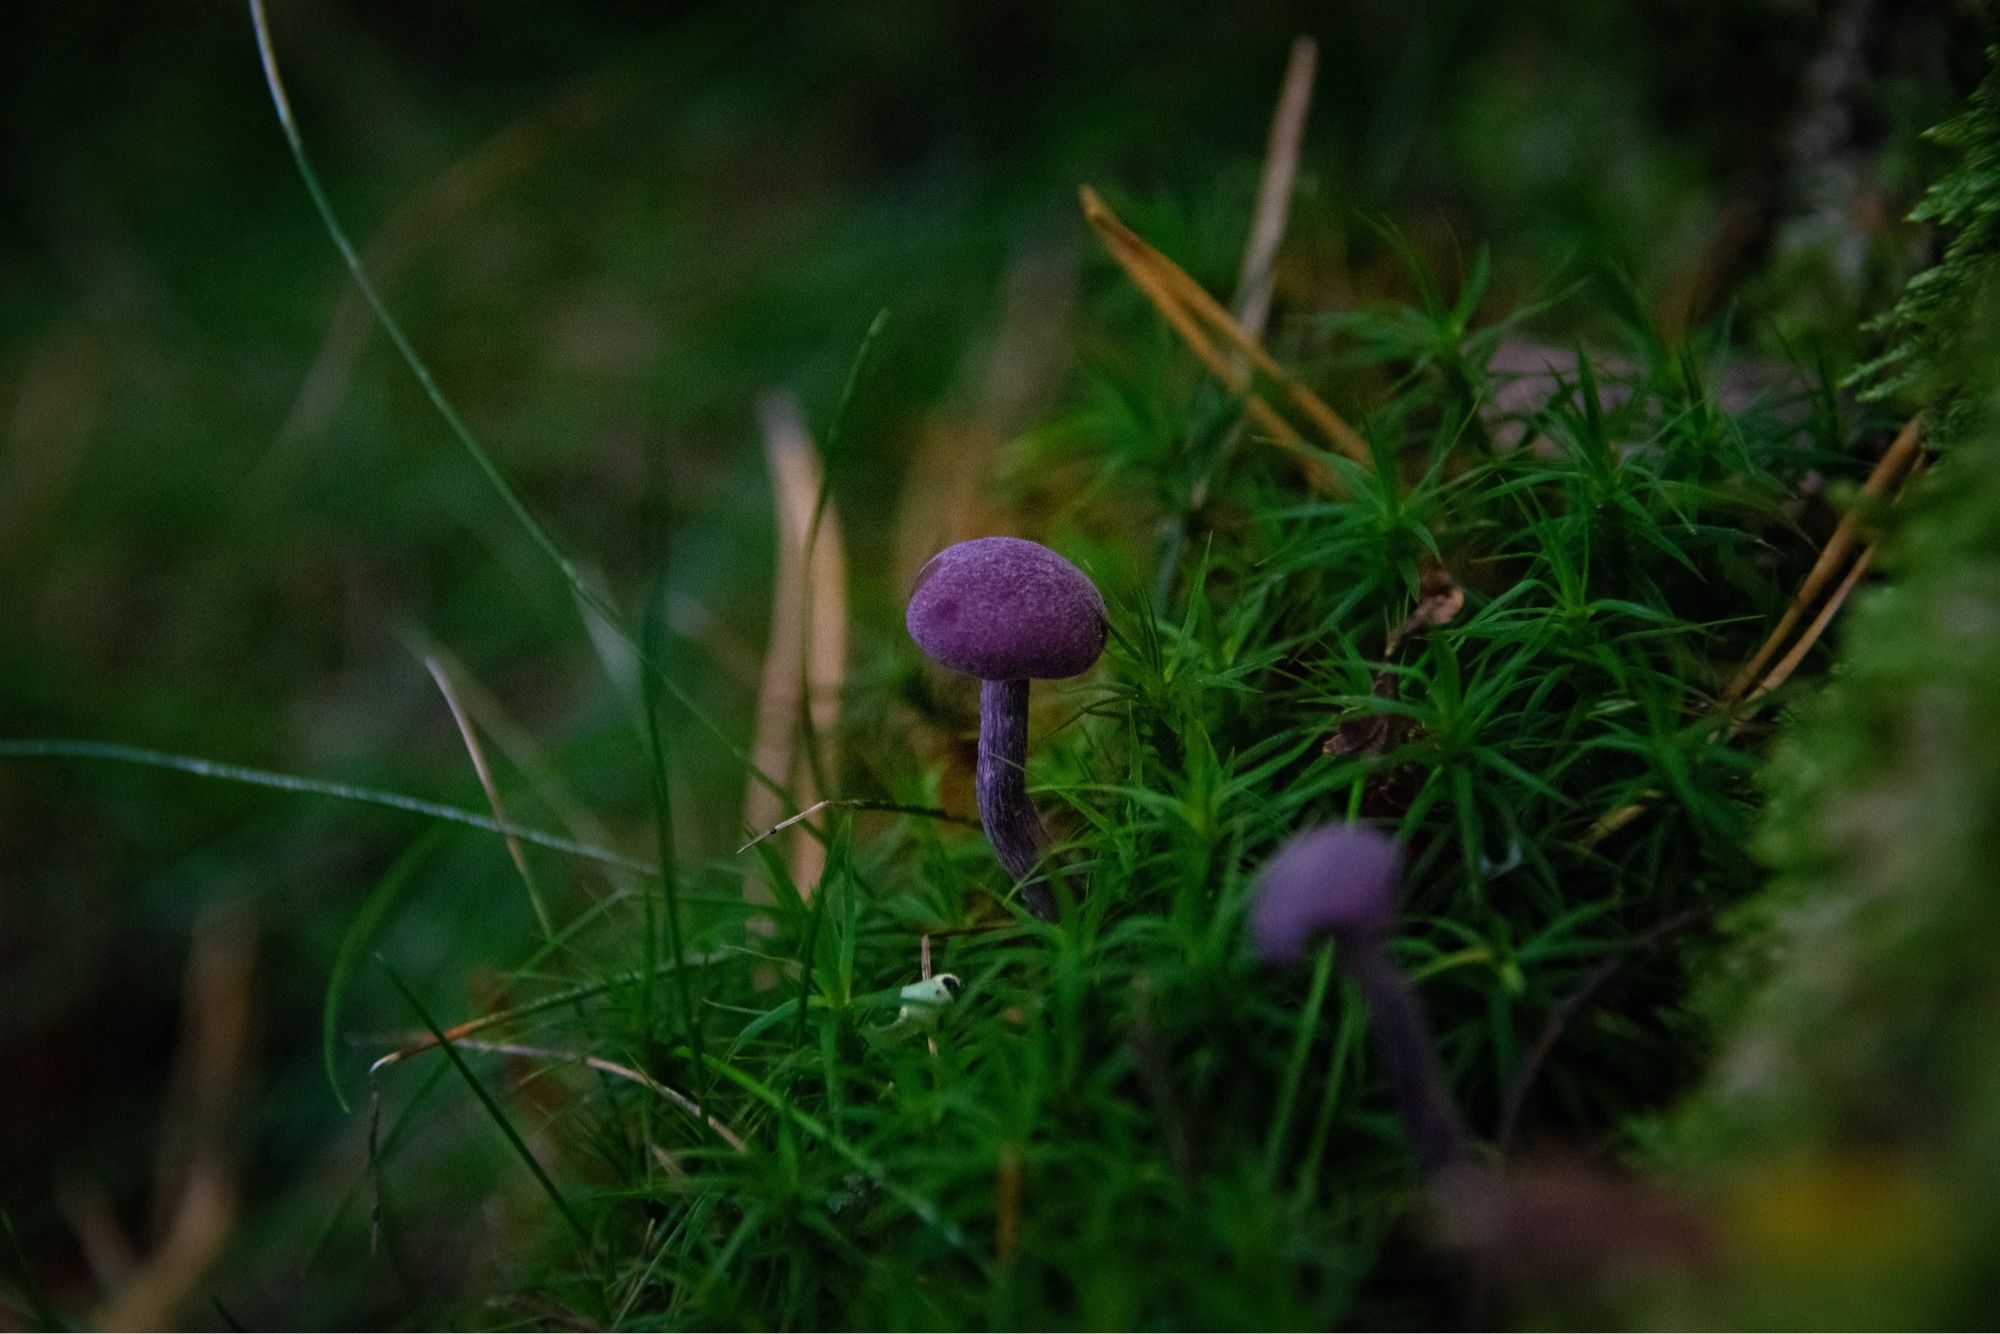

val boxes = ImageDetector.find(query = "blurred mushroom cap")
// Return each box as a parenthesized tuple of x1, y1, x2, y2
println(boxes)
(1249, 823, 1405, 963)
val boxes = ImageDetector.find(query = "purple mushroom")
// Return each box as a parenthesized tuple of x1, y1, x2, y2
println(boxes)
(906, 537, 1107, 921)
(1251, 823, 1469, 1179)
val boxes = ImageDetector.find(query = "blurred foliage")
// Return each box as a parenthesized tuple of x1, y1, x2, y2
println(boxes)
(0, 0, 1993, 1328)
(1643, 25, 2000, 1330)
(1851, 29, 2000, 446)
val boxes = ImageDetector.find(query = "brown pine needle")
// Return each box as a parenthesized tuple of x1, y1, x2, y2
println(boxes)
(1079, 185, 1371, 478)
(366, 951, 727, 1074)
(1584, 796, 1649, 846)
(1590, 418, 1926, 846)
(445, 1039, 748, 1153)
(1722, 416, 1924, 703)
(1746, 542, 1876, 705)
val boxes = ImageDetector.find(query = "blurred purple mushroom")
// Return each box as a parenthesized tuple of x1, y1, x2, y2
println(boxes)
(906, 536, 1106, 920)
(1251, 823, 1469, 1179)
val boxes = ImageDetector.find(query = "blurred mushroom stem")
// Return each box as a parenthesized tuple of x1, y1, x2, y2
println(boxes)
(1346, 945, 1469, 1180)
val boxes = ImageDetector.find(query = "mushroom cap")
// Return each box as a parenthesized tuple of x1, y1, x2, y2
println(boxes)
(1248, 823, 1405, 964)
(906, 536, 1107, 681)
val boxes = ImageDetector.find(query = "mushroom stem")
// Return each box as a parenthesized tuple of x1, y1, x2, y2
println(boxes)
(1344, 943, 1470, 1180)
(977, 677, 1061, 921)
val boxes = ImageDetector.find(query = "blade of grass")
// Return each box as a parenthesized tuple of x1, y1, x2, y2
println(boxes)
(701, 1054, 971, 1255)
(380, 963, 590, 1248)
(404, 635, 639, 896)
(640, 571, 704, 1088)
(1263, 943, 1334, 1183)
(1292, 1001, 1364, 1204)
(250, 0, 602, 631)
(0, 1210, 61, 1332)
(793, 886, 829, 1052)
(248, 0, 790, 808)
(324, 828, 447, 1111)
(0, 739, 655, 875)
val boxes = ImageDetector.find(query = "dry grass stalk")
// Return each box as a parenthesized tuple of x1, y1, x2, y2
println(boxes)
(410, 637, 639, 899)
(893, 250, 1075, 586)
(1233, 37, 1318, 341)
(424, 653, 551, 933)
(745, 392, 848, 904)
(99, 909, 257, 1331)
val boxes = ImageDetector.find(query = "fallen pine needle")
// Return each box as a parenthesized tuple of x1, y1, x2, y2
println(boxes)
(1722, 416, 1924, 704)
(1079, 185, 1370, 481)
(445, 1039, 748, 1153)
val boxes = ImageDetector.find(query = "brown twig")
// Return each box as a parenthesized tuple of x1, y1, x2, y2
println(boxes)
(366, 953, 725, 1073)
(735, 799, 976, 856)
